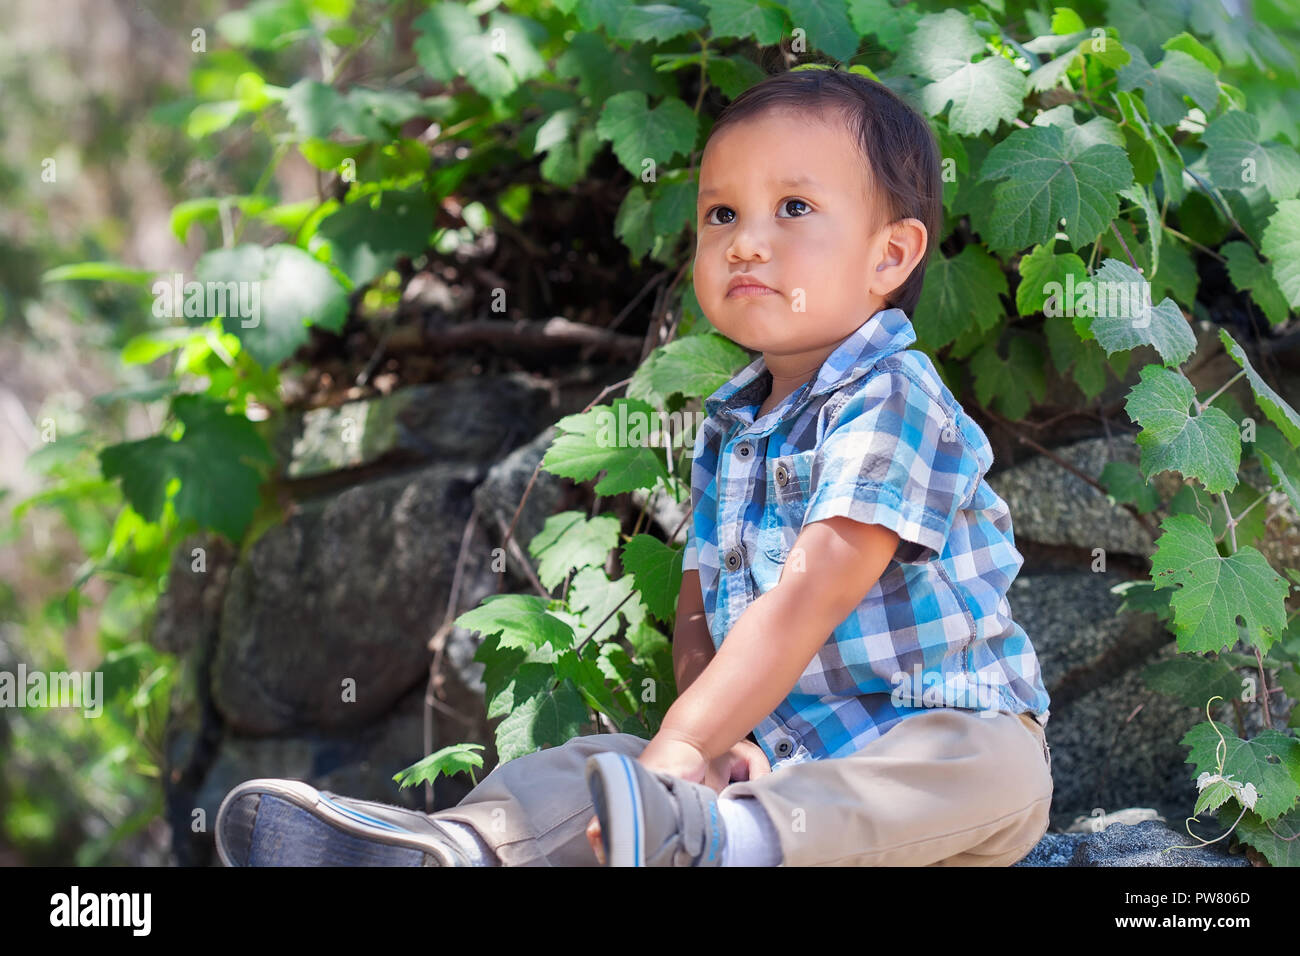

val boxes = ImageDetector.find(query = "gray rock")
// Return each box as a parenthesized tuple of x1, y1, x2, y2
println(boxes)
(211, 461, 488, 736)
(988, 434, 1154, 558)
(274, 376, 548, 480)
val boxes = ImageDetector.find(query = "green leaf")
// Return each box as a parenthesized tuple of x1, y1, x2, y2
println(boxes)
(413, 4, 518, 102)
(614, 185, 656, 261)
(707, 0, 786, 46)
(98, 394, 274, 541)
(1261, 199, 1300, 308)
(1221, 241, 1291, 326)
(1202, 110, 1300, 203)
(1150, 513, 1289, 655)
(541, 399, 673, 496)
(194, 243, 348, 367)
(1099, 459, 1161, 513)
(494, 677, 590, 762)
(1183, 720, 1300, 821)
(611, 3, 705, 43)
(186, 100, 244, 138)
(1218, 327, 1300, 446)
(527, 512, 622, 592)
(315, 190, 434, 288)
(596, 90, 699, 176)
(42, 262, 156, 285)
(1112, 90, 1187, 205)
(978, 124, 1133, 251)
(1119, 183, 1160, 277)
(782, 0, 859, 62)
(1083, 259, 1197, 368)
(918, 54, 1027, 138)
(650, 177, 698, 237)
(846, 0, 920, 51)
(969, 333, 1047, 420)
(913, 245, 1007, 348)
(453, 593, 576, 652)
(1015, 243, 1087, 316)
(568, 565, 647, 644)
(1112, 579, 1172, 621)
(1141, 655, 1244, 709)
(1161, 31, 1222, 74)
(629, 332, 750, 406)
(392, 743, 485, 788)
(1043, 314, 1109, 399)
(620, 533, 684, 624)
(1253, 424, 1300, 518)
(1233, 804, 1300, 867)
(1116, 45, 1219, 127)
(1125, 365, 1241, 494)
(895, 10, 1026, 136)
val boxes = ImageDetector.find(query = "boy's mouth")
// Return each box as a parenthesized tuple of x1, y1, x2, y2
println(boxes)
(726, 284, 778, 298)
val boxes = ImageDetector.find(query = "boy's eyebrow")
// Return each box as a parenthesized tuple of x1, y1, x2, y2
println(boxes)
(698, 174, 823, 202)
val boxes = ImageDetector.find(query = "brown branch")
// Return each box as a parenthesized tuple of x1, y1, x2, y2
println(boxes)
(398, 315, 646, 359)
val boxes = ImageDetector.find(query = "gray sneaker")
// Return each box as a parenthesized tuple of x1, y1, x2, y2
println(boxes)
(584, 752, 726, 866)
(215, 778, 474, 867)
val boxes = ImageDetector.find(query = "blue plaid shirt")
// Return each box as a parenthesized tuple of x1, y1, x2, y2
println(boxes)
(680, 307, 1051, 770)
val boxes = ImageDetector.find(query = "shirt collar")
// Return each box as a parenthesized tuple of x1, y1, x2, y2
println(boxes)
(703, 307, 918, 421)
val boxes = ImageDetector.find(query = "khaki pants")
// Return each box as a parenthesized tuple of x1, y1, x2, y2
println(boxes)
(429, 708, 1053, 866)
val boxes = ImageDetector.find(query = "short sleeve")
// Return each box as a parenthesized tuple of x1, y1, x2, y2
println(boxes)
(680, 411, 722, 575)
(802, 370, 981, 565)
(681, 525, 699, 572)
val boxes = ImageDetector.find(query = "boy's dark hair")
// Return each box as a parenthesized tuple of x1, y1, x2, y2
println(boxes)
(703, 68, 942, 318)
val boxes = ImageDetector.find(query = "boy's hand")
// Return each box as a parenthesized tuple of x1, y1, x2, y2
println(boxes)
(585, 735, 770, 863)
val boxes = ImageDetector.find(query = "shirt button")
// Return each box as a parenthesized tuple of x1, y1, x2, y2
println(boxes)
(775, 463, 789, 487)
(736, 442, 752, 459)
(774, 738, 794, 757)
(724, 548, 743, 571)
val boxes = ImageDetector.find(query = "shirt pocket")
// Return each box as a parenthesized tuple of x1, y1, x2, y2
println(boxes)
(753, 451, 815, 577)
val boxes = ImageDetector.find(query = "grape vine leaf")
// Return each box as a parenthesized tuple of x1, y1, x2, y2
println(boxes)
(630, 333, 749, 408)
(894, 10, 1027, 137)
(1125, 364, 1240, 493)
(1218, 327, 1300, 446)
(596, 90, 698, 176)
(494, 676, 589, 763)
(1116, 45, 1219, 127)
(1261, 199, 1300, 308)
(1149, 513, 1289, 654)
(1220, 241, 1291, 327)
(453, 593, 577, 652)
(194, 243, 348, 367)
(620, 533, 685, 625)
(527, 512, 622, 591)
(1182, 720, 1300, 821)
(542, 398, 674, 495)
(316, 190, 434, 289)
(1085, 259, 1197, 368)
(913, 245, 1007, 347)
(99, 394, 274, 541)
(1202, 110, 1300, 203)
(978, 124, 1134, 251)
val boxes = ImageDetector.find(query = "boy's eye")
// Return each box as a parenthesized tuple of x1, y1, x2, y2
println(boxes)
(702, 198, 812, 225)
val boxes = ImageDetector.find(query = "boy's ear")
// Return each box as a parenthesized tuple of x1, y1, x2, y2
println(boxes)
(868, 218, 927, 299)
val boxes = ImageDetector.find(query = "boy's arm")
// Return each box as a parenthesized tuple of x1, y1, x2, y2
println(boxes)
(654, 517, 901, 762)
(673, 569, 714, 696)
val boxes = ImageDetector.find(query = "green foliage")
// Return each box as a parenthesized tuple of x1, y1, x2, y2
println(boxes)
(22, 0, 1300, 862)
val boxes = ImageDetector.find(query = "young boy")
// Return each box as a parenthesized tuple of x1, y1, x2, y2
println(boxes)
(215, 69, 1052, 868)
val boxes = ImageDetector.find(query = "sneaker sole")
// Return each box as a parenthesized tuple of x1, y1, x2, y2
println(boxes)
(215, 778, 464, 867)
(585, 753, 645, 867)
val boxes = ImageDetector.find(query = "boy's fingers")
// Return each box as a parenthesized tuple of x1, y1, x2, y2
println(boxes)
(586, 814, 606, 865)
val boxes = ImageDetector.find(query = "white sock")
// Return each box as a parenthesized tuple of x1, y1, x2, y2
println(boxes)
(718, 796, 783, 866)
(436, 819, 499, 866)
